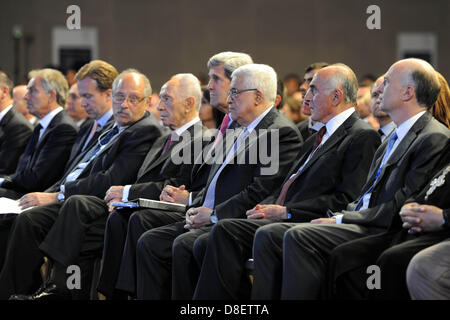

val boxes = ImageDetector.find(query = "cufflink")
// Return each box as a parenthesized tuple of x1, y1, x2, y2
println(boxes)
(210, 210, 218, 224)
(57, 192, 65, 202)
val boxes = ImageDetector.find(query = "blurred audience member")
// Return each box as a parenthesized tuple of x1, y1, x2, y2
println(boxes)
(66, 83, 92, 130)
(431, 72, 450, 128)
(13, 85, 38, 126)
(283, 73, 301, 97)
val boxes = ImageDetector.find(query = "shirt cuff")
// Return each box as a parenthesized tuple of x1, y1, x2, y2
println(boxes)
(334, 214, 344, 224)
(122, 185, 132, 202)
(188, 192, 193, 206)
(0, 178, 4, 187)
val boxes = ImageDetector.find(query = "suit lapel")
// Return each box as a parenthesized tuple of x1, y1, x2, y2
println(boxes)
(296, 112, 357, 177)
(372, 112, 431, 189)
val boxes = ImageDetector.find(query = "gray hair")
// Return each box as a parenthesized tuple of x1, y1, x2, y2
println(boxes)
(207, 51, 254, 79)
(0, 71, 13, 96)
(112, 68, 152, 100)
(172, 73, 202, 111)
(231, 64, 278, 104)
(28, 68, 69, 106)
(324, 63, 359, 104)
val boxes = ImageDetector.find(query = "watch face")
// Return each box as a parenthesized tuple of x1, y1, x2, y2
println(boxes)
(210, 214, 218, 224)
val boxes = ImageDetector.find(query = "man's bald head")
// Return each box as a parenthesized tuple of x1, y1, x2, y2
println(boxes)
(317, 63, 359, 105)
(389, 58, 441, 109)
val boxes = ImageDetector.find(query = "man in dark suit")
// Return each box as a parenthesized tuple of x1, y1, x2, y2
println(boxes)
(158, 51, 253, 208)
(251, 58, 450, 300)
(135, 63, 303, 300)
(1, 68, 163, 300)
(193, 63, 381, 299)
(95, 73, 209, 300)
(329, 142, 449, 300)
(0, 71, 33, 174)
(0, 69, 78, 199)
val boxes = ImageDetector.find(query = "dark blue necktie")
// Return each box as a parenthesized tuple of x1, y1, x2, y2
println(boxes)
(354, 132, 398, 210)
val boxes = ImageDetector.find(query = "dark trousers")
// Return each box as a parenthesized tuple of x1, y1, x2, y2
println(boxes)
(98, 208, 185, 298)
(135, 221, 211, 300)
(251, 223, 376, 300)
(0, 187, 24, 200)
(0, 202, 62, 299)
(193, 218, 273, 300)
(329, 228, 450, 300)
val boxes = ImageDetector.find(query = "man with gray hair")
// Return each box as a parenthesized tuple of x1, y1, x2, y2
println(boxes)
(0, 68, 78, 198)
(159, 51, 253, 206)
(3, 68, 164, 300)
(0, 71, 33, 174)
(95, 73, 210, 299)
(253, 58, 449, 300)
(134, 63, 303, 300)
(194, 63, 381, 299)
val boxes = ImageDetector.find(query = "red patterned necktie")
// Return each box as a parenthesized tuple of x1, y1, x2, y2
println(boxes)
(275, 126, 327, 205)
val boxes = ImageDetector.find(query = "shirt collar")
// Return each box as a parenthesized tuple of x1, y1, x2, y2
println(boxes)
(96, 109, 113, 128)
(308, 117, 325, 131)
(39, 107, 63, 131)
(380, 121, 396, 137)
(394, 110, 426, 143)
(0, 105, 13, 123)
(227, 112, 234, 128)
(244, 106, 274, 133)
(324, 107, 355, 138)
(174, 117, 200, 137)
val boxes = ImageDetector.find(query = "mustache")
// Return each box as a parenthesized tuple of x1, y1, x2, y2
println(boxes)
(115, 109, 133, 117)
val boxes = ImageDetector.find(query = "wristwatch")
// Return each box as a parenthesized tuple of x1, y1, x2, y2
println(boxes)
(57, 191, 65, 202)
(210, 210, 218, 224)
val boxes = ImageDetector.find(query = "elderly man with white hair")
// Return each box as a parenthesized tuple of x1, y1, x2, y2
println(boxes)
(134, 63, 303, 300)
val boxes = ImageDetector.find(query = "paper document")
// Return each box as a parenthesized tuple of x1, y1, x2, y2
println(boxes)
(0, 197, 34, 214)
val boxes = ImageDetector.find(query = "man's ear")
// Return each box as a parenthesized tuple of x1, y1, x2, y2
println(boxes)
(254, 90, 264, 105)
(48, 89, 57, 104)
(402, 85, 415, 102)
(185, 96, 195, 113)
(331, 89, 343, 106)
(104, 88, 112, 103)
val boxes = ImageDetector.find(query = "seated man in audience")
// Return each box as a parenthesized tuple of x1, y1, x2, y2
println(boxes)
(66, 83, 94, 130)
(12, 85, 38, 126)
(0, 68, 79, 198)
(250, 58, 450, 300)
(135, 63, 303, 300)
(101, 52, 254, 299)
(193, 63, 381, 299)
(0, 68, 163, 300)
(94, 73, 209, 300)
(0, 71, 33, 174)
(356, 84, 379, 129)
(329, 142, 449, 300)
(370, 76, 396, 141)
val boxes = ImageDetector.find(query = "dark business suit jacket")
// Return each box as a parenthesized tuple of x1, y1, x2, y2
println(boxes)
(64, 115, 114, 173)
(263, 112, 381, 221)
(296, 118, 313, 141)
(341, 112, 450, 230)
(191, 107, 303, 219)
(128, 121, 210, 200)
(1, 110, 78, 193)
(329, 140, 450, 300)
(46, 113, 164, 199)
(0, 108, 33, 174)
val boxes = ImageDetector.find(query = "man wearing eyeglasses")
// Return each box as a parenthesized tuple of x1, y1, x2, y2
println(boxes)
(134, 63, 303, 300)
(0, 67, 164, 300)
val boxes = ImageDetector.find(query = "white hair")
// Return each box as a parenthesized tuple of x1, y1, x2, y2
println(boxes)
(231, 64, 278, 104)
(172, 73, 202, 111)
(112, 68, 152, 100)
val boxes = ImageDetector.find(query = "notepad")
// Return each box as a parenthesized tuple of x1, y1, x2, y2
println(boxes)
(0, 197, 34, 214)
(111, 198, 187, 213)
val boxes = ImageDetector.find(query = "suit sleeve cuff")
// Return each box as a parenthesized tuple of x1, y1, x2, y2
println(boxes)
(122, 185, 132, 202)
(334, 214, 344, 224)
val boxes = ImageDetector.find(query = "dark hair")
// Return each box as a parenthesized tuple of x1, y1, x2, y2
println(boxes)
(411, 69, 441, 109)
(283, 73, 301, 83)
(305, 62, 329, 74)
(276, 79, 284, 109)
